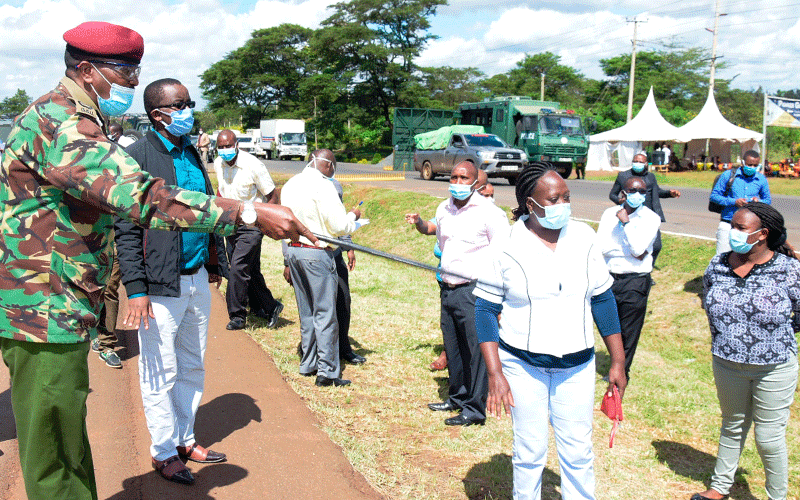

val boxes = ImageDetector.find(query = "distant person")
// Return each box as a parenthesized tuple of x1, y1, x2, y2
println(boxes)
(109, 122, 135, 147)
(598, 176, 661, 380)
(661, 143, 671, 165)
(695, 203, 798, 500)
(197, 127, 211, 163)
(406, 161, 509, 426)
(281, 149, 363, 387)
(475, 162, 626, 499)
(710, 150, 771, 254)
(609, 152, 680, 268)
(213, 129, 284, 331)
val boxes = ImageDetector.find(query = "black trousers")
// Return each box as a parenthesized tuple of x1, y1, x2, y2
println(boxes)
(225, 227, 278, 320)
(651, 230, 662, 267)
(611, 272, 652, 379)
(334, 250, 354, 357)
(439, 282, 487, 420)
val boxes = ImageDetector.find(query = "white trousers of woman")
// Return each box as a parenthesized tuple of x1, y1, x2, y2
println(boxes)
(500, 348, 596, 500)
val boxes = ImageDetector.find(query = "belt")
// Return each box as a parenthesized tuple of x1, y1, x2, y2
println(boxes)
(611, 272, 650, 280)
(439, 280, 473, 290)
(288, 242, 329, 250)
(180, 267, 201, 276)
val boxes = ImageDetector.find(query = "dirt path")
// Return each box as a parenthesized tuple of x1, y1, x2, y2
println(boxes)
(0, 290, 383, 500)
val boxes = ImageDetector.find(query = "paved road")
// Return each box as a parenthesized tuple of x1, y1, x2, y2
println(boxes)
(264, 159, 800, 248)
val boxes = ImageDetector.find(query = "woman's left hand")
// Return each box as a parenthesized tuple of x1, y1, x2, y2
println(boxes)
(606, 364, 627, 399)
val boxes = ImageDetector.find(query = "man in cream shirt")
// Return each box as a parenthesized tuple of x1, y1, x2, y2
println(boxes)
(281, 149, 362, 387)
(214, 129, 284, 330)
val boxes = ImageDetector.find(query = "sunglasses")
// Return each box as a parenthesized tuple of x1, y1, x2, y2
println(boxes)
(87, 60, 141, 81)
(157, 100, 196, 111)
(625, 188, 647, 194)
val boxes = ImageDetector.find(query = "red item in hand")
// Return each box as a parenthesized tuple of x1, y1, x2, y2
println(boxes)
(600, 385, 623, 448)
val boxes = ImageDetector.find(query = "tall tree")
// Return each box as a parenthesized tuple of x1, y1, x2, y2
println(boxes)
(0, 89, 31, 116)
(415, 66, 485, 109)
(200, 24, 314, 127)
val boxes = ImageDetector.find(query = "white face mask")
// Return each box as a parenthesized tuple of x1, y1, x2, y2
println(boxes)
(306, 154, 335, 177)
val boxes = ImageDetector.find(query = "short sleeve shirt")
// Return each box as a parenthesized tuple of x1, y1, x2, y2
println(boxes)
(703, 252, 800, 365)
(213, 150, 275, 203)
(474, 218, 613, 357)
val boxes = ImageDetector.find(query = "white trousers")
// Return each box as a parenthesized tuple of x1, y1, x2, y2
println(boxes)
(138, 268, 210, 461)
(716, 221, 732, 254)
(500, 348, 596, 500)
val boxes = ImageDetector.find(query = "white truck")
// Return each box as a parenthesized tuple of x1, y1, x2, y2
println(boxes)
(238, 128, 266, 157)
(259, 119, 307, 160)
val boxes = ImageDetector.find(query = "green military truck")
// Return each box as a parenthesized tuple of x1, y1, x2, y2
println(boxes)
(393, 97, 590, 179)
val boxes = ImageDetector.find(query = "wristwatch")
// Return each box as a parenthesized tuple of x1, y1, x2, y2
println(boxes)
(240, 201, 257, 226)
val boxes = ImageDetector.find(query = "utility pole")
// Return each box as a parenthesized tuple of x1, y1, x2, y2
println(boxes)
(540, 72, 545, 101)
(706, 0, 727, 91)
(626, 18, 646, 122)
(314, 96, 318, 149)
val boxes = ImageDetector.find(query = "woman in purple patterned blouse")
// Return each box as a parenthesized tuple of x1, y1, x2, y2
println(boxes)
(693, 202, 798, 500)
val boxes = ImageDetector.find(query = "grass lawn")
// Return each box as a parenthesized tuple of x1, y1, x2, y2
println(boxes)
(237, 178, 799, 500)
(583, 169, 800, 197)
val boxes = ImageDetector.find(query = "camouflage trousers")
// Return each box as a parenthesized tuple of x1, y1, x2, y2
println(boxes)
(0, 338, 97, 500)
(96, 250, 120, 352)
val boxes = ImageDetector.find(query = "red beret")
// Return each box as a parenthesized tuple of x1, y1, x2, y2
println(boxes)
(63, 21, 144, 64)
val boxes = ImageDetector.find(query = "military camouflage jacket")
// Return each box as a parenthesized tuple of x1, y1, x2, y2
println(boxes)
(0, 77, 241, 344)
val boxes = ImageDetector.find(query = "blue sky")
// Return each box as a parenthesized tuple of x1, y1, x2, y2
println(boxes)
(0, 0, 797, 114)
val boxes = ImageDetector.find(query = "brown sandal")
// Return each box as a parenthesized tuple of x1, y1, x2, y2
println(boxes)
(177, 442, 227, 463)
(152, 455, 194, 485)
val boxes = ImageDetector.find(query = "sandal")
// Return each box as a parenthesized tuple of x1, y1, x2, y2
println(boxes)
(152, 455, 194, 485)
(177, 442, 227, 463)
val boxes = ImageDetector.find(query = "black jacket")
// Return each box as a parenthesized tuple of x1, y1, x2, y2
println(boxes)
(608, 169, 669, 222)
(116, 130, 229, 298)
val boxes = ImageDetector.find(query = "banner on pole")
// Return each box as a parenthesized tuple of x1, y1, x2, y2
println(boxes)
(765, 96, 800, 128)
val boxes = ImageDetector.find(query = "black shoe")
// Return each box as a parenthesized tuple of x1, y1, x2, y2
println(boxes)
(428, 401, 458, 412)
(444, 415, 485, 426)
(226, 317, 245, 330)
(268, 301, 284, 329)
(315, 376, 351, 387)
(342, 352, 366, 365)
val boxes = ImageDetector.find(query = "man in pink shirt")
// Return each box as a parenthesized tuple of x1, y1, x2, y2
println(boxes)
(406, 162, 509, 425)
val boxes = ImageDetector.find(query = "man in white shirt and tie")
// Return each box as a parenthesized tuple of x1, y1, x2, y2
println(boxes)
(281, 149, 362, 387)
(597, 176, 661, 381)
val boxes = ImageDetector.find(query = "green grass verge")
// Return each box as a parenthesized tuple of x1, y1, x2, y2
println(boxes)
(238, 181, 799, 500)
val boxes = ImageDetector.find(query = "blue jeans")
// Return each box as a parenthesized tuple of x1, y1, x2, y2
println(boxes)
(711, 354, 798, 500)
(500, 348, 596, 500)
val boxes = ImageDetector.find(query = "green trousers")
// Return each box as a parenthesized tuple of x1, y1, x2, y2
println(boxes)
(1, 338, 97, 500)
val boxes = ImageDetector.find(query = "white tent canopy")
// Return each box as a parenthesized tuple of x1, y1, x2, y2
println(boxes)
(590, 87, 688, 143)
(677, 90, 764, 142)
(587, 87, 686, 171)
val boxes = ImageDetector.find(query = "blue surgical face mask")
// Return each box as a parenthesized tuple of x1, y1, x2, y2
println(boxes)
(91, 63, 135, 117)
(218, 147, 237, 162)
(449, 180, 476, 201)
(631, 162, 647, 173)
(160, 107, 194, 137)
(729, 228, 762, 254)
(529, 197, 571, 230)
(742, 165, 758, 176)
(626, 191, 646, 208)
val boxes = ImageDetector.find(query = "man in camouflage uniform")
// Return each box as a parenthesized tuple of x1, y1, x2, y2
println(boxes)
(0, 21, 314, 500)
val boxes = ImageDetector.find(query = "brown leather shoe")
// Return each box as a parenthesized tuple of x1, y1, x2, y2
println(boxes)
(152, 455, 194, 485)
(177, 443, 227, 463)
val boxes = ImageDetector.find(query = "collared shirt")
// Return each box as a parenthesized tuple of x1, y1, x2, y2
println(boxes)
(597, 204, 661, 274)
(280, 167, 357, 246)
(0, 78, 238, 343)
(704, 252, 799, 365)
(710, 168, 772, 222)
(474, 218, 613, 357)
(156, 133, 209, 271)
(213, 150, 275, 204)
(435, 193, 509, 285)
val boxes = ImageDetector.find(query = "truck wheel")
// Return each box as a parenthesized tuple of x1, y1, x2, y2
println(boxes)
(265, 151, 272, 160)
(507, 175, 517, 186)
(557, 165, 573, 179)
(421, 161, 434, 180)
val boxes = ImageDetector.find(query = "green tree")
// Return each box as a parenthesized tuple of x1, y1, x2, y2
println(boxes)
(199, 24, 314, 127)
(0, 89, 31, 116)
(481, 52, 587, 109)
(415, 66, 485, 108)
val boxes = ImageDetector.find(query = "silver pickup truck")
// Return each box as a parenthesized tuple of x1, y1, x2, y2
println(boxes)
(414, 132, 528, 185)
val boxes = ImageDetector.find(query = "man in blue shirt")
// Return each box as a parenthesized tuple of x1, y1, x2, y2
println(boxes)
(116, 79, 228, 486)
(710, 150, 772, 253)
